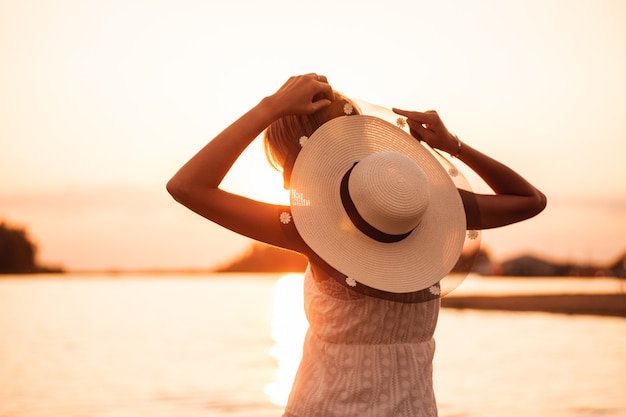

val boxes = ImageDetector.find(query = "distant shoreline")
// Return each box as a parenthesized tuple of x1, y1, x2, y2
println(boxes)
(2, 273, 624, 318)
(441, 294, 626, 318)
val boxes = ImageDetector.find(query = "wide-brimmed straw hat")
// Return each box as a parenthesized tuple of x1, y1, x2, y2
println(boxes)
(289, 114, 466, 295)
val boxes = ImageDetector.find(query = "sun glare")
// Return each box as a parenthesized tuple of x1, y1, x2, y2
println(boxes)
(264, 273, 308, 406)
(221, 137, 291, 205)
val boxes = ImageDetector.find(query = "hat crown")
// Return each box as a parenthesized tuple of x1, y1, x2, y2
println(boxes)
(348, 152, 431, 236)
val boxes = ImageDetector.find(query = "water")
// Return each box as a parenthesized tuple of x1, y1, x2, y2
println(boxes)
(0, 273, 624, 417)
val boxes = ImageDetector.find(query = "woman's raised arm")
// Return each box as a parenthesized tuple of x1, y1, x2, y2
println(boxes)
(167, 74, 332, 247)
(393, 108, 547, 230)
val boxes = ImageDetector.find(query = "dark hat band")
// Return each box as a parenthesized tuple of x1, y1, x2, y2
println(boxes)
(340, 162, 414, 244)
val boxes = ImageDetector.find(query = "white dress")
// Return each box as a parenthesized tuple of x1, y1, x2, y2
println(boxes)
(283, 266, 440, 417)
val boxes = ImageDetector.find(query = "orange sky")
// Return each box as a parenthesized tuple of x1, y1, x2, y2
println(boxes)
(1, 0, 625, 271)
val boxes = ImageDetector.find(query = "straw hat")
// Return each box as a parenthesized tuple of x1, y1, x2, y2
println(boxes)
(289, 115, 466, 295)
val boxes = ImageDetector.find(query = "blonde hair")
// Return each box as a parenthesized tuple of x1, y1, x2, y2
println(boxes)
(264, 91, 360, 188)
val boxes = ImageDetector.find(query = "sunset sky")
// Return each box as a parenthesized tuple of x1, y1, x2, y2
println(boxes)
(1, 0, 625, 271)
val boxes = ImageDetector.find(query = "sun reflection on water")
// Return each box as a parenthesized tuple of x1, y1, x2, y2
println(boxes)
(264, 273, 308, 406)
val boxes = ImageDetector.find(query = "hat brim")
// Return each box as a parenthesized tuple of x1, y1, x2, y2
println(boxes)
(289, 115, 466, 294)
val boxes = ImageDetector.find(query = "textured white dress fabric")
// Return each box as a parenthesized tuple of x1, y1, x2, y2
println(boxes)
(283, 266, 440, 417)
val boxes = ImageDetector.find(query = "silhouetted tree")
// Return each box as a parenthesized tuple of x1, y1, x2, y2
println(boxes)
(0, 222, 38, 273)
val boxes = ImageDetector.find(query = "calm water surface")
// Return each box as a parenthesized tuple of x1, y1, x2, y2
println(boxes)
(0, 273, 624, 417)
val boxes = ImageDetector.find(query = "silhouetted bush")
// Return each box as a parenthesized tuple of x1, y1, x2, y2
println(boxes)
(0, 222, 38, 273)
(215, 242, 307, 273)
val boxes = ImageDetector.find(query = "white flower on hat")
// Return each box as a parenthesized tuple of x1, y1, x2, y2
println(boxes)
(345, 277, 357, 287)
(467, 230, 479, 240)
(428, 285, 441, 296)
(299, 136, 308, 147)
(279, 211, 292, 224)
(343, 103, 354, 115)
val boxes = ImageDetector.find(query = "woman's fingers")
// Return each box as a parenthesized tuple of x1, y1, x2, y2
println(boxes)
(315, 74, 328, 83)
(393, 108, 440, 125)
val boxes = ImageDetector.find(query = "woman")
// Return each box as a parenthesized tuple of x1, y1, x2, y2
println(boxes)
(167, 73, 546, 416)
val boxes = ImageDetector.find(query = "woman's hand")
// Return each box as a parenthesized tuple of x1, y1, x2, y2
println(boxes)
(267, 73, 334, 117)
(393, 108, 458, 156)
